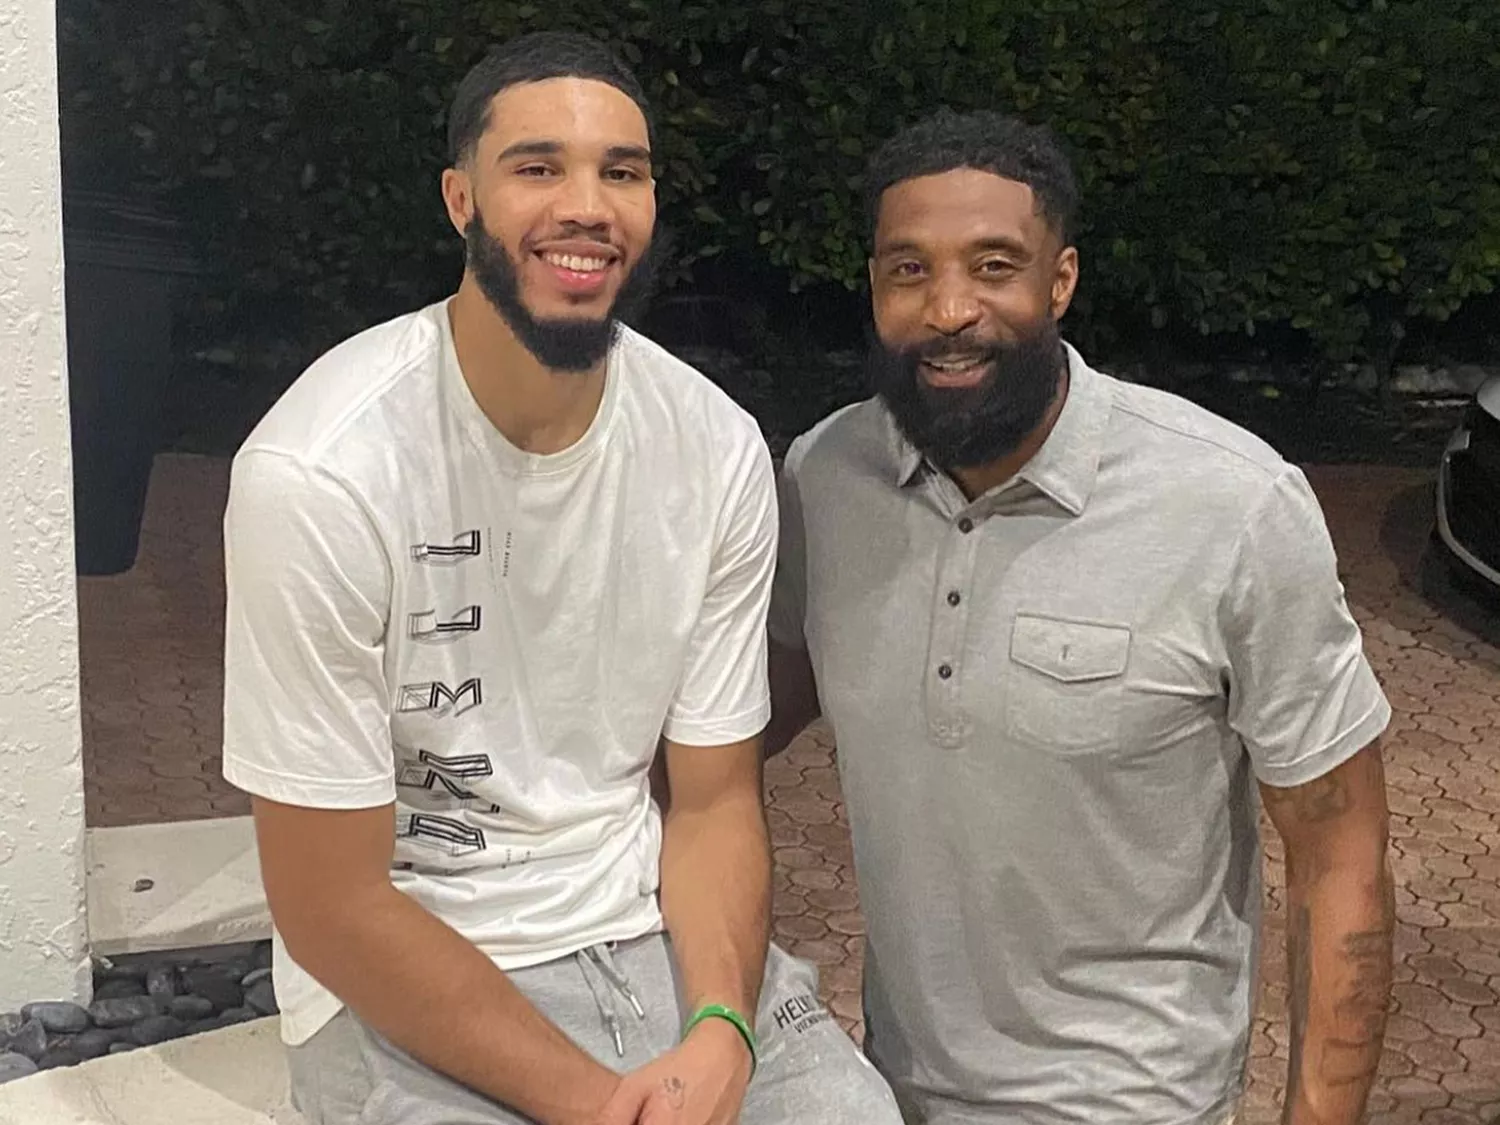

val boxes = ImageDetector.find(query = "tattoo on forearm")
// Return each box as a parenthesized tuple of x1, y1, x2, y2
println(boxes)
(1285, 902, 1312, 1122)
(662, 1076, 686, 1110)
(1283, 866, 1395, 1121)
(1321, 875, 1396, 1088)
(1264, 771, 1352, 825)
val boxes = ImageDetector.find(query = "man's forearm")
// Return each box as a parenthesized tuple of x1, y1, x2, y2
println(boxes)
(1283, 860, 1395, 1125)
(284, 885, 618, 1125)
(659, 788, 772, 1024)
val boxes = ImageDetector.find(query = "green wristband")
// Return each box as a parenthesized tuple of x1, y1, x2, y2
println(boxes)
(683, 1003, 758, 1075)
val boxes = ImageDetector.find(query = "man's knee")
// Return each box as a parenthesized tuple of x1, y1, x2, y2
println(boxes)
(745, 1021, 903, 1123)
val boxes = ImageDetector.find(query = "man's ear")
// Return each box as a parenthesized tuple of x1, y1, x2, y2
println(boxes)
(440, 166, 475, 237)
(1050, 245, 1079, 321)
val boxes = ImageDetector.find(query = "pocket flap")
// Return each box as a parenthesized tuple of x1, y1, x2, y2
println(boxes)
(1010, 614, 1131, 683)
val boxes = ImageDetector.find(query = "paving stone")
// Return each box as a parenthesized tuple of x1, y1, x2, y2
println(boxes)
(774, 915, 829, 942)
(1457, 1034, 1500, 1070)
(241, 967, 273, 989)
(787, 869, 841, 892)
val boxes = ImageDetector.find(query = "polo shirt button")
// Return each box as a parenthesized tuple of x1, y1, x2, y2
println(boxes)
(958, 518, 974, 534)
(938, 663, 953, 680)
(947, 590, 962, 607)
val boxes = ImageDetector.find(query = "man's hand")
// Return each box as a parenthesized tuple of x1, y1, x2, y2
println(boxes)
(592, 1020, 753, 1125)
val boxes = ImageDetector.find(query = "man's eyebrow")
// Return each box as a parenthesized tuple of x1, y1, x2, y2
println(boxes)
(605, 144, 652, 163)
(875, 235, 1033, 257)
(496, 139, 562, 162)
(494, 140, 652, 164)
(970, 235, 1032, 256)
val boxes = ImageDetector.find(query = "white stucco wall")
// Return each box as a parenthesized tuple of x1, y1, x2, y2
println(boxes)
(0, 0, 91, 1007)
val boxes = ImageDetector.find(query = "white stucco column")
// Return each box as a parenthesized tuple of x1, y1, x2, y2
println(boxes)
(0, 0, 91, 1007)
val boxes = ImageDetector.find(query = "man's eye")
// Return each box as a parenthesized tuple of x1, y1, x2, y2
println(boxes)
(979, 259, 1017, 274)
(892, 262, 924, 278)
(604, 167, 644, 182)
(516, 164, 556, 177)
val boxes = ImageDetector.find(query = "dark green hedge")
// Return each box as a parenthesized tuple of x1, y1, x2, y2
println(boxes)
(59, 0, 1500, 368)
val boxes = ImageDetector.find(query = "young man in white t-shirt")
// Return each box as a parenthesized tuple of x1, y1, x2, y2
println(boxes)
(222, 31, 899, 1125)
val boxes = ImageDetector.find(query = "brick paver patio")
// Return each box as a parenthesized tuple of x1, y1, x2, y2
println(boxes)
(78, 453, 1500, 1124)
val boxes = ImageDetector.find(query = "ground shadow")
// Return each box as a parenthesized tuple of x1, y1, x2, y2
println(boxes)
(1381, 479, 1500, 656)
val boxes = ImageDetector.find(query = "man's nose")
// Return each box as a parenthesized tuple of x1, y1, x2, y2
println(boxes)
(551, 170, 611, 231)
(924, 275, 982, 336)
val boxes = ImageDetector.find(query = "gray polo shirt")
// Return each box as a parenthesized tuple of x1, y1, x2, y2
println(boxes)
(770, 344, 1390, 1125)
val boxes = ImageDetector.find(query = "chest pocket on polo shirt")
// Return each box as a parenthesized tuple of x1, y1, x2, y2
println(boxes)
(1005, 613, 1132, 754)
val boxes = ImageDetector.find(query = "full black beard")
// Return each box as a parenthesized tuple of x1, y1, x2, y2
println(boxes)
(868, 319, 1066, 470)
(464, 207, 660, 372)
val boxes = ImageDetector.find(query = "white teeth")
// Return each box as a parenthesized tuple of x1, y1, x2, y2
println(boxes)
(543, 252, 609, 272)
(926, 357, 982, 372)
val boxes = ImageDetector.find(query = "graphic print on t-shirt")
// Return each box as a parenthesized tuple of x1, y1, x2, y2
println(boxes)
(395, 811, 487, 855)
(410, 529, 482, 563)
(396, 747, 503, 814)
(397, 678, 483, 716)
(394, 526, 495, 871)
(408, 605, 483, 642)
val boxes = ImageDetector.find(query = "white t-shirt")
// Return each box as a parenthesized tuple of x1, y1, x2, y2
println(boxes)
(222, 299, 777, 1045)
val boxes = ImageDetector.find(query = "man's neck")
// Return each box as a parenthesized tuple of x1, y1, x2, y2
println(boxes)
(950, 362, 1070, 502)
(448, 276, 608, 456)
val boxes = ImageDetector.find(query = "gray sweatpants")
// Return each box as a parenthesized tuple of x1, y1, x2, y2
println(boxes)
(287, 934, 902, 1125)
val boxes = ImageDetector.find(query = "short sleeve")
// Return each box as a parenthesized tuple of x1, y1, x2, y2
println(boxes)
(767, 434, 811, 651)
(1220, 466, 1391, 788)
(221, 449, 398, 808)
(662, 435, 779, 747)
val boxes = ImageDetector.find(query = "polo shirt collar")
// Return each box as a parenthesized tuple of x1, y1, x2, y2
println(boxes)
(886, 341, 1111, 516)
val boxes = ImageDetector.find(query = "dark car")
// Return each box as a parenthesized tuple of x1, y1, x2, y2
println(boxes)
(1431, 374, 1500, 596)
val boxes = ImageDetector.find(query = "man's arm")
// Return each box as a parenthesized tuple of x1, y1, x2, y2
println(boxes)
(765, 639, 821, 759)
(659, 733, 772, 1029)
(253, 799, 621, 1125)
(1260, 742, 1394, 1125)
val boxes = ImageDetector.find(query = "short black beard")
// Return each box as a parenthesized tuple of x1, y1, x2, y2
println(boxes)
(464, 207, 660, 372)
(868, 319, 1066, 470)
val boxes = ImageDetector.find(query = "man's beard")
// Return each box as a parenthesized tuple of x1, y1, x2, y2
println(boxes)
(868, 319, 1066, 470)
(464, 208, 659, 372)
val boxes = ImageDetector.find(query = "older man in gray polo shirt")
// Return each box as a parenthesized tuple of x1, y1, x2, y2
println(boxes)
(766, 109, 1394, 1125)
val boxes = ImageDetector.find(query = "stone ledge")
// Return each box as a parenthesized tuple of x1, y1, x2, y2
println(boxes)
(87, 817, 270, 958)
(0, 1018, 301, 1124)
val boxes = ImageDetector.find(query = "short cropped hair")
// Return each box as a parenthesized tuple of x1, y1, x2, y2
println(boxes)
(864, 108, 1080, 244)
(447, 31, 652, 166)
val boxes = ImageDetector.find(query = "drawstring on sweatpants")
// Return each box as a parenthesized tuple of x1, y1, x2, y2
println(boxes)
(575, 943, 645, 1058)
